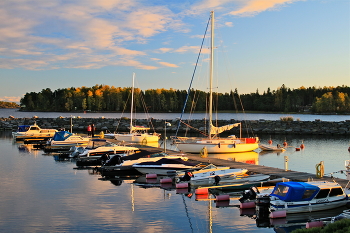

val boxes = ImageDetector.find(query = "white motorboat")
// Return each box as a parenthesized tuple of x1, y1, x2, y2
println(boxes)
(70, 139, 139, 158)
(171, 11, 259, 154)
(46, 131, 90, 147)
(259, 144, 286, 152)
(252, 181, 350, 215)
(104, 73, 159, 143)
(12, 122, 57, 141)
(132, 158, 200, 175)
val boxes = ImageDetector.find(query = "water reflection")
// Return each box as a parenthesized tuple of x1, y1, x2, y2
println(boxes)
(205, 151, 259, 165)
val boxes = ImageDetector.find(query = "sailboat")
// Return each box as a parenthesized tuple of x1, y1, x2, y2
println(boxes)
(172, 11, 259, 154)
(105, 73, 160, 143)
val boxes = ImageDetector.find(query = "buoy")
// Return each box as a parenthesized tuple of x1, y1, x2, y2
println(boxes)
(306, 221, 324, 229)
(239, 201, 256, 209)
(269, 210, 287, 219)
(268, 139, 272, 145)
(216, 194, 230, 201)
(300, 143, 305, 149)
(146, 174, 157, 179)
(295, 148, 301, 151)
(160, 178, 172, 183)
(176, 182, 189, 189)
(283, 141, 288, 147)
(195, 188, 209, 195)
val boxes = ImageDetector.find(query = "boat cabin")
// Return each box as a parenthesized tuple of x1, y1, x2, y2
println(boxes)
(271, 181, 345, 202)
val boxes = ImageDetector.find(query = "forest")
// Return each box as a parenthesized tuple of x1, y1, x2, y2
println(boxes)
(0, 101, 19, 108)
(19, 84, 350, 114)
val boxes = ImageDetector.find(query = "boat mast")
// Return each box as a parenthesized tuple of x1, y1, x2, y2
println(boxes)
(209, 11, 214, 140)
(130, 73, 135, 134)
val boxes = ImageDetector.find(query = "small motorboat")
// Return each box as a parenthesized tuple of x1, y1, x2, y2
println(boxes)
(45, 131, 90, 151)
(259, 144, 286, 152)
(132, 158, 200, 175)
(99, 150, 188, 177)
(12, 123, 57, 141)
(242, 181, 350, 217)
(176, 164, 249, 186)
(69, 139, 139, 158)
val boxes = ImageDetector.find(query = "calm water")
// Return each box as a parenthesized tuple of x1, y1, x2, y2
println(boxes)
(1, 109, 350, 232)
(1, 108, 350, 122)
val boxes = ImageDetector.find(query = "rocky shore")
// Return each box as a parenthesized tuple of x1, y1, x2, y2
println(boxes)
(1, 117, 349, 135)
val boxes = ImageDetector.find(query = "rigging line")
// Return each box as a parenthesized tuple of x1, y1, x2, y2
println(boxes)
(175, 14, 212, 137)
(179, 120, 208, 137)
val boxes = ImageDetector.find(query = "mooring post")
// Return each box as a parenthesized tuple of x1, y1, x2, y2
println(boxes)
(284, 156, 289, 171)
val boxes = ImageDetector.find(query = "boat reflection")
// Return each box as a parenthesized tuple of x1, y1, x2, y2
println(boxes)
(204, 151, 259, 165)
(259, 150, 285, 156)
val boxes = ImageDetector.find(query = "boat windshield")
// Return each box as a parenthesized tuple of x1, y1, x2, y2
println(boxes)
(273, 184, 289, 197)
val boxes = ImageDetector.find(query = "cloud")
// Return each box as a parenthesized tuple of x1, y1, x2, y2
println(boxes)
(175, 46, 210, 54)
(0, 96, 21, 103)
(227, 0, 304, 16)
(158, 62, 179, 68)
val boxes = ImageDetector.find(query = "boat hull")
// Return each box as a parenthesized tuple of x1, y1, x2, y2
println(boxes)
(133, 166, 197, 176)
(111, 134, 159, 143)
(176, 141, 259, 153)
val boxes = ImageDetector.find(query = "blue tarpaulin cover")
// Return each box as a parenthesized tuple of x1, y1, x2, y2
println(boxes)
(270, 181, 320, 202)
(17, 125, 30, 132)
(52, 131, 73, 141)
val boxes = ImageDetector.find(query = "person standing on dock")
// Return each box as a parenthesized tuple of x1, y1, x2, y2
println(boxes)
(87, 124, 92, 137)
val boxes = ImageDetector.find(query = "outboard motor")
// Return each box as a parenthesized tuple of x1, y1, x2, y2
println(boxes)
(100, 153, 111, 165)
(214, 175, 221, 185)
(104, 154, 122, 166)
(239, 186, 259, 203)
(179, 171, 194, 181)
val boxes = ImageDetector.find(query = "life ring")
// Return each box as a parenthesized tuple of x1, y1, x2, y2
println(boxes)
(200, 146, 208, 158)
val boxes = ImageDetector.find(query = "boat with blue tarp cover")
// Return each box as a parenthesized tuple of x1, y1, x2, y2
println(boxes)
(253, 181, 350, 215)
(46, 131, 90, 147)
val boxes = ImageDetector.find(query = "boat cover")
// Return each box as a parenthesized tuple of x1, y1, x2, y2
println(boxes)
(270, 181, 320, 202)
(52, 131, 73, 141)
(16, 125, 30, 132)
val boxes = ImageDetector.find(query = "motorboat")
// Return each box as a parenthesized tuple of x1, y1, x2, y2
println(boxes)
(104, 73, 159, 143)
(171, 12, 259, 154)
(69, 139, 139, 158)
(12, 122, 57, 141)
(100, 149, 188, 177)
(176, 164, 249, 186)
(259, 144, 286, 152)
(46, 131, 90, 150)
(250, 181, 350, 216)
(132, 158, 200, 175)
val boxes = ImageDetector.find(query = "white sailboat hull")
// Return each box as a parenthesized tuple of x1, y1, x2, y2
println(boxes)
(113, 133, 159, 143)
(175, 139, 259, 154)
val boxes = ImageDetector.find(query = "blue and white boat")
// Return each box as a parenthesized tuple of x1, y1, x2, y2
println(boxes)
(47, 131, 90, 147)
(255, 181, 350, 214)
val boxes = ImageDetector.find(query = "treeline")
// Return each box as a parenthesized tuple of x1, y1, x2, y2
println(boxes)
(0, 101, 19, 108)
(19, 84, 350, 114)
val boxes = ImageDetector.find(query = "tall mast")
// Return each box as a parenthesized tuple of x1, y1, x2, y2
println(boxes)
(130, 72, 135, 134)
(209, 11, 214, 139)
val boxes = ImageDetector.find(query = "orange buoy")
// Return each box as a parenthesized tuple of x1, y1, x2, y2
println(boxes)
(195, 194, 209, 200)
(146, 173, 157, 179)
(268, 139, 273, 145)
(283, 141, 288, 147)
(295, 148, 301, 151)
(300, 143, 305, 149)
(195, 188, 209, 195)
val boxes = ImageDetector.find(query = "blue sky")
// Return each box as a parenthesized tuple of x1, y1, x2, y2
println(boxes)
(1, 0, 349, 103)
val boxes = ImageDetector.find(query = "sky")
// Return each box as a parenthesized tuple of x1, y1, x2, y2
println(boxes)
(0, 0, 349, 103)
